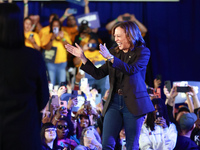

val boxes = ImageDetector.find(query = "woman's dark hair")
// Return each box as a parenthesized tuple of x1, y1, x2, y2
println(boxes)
(41, 122, 58, 148)
(0, 3, 24, 49)
(145, 98, 170, 131)
(112, 21, 145, 52)
(49, 18, 62, 33)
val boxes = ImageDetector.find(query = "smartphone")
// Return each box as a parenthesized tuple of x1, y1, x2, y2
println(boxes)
(79, 68, 85, 75)
(177, 86, 191, 93)
(51, 95, 59, 106)
(123, 16, 131, 21)
(121, 139, 126, 150)
(71, 90, 78, 99)
(95, 94, 101, 105)
(80, 78, 88, 87)
(88, 43, 97, 48)
(164, 80, 171, 92)
(156, 111, 162, 119)
(68, 8, 77, 14)
(29, 33, 34, 38)
(53, 27, 59, 35)
(60, 100, 67, 108)
(60, 82, 67, 87)
(49, 83, 53, 93)
(86, 129, 94, 138)
(147, 87, 154, 94)
(54, 85, 59, 91)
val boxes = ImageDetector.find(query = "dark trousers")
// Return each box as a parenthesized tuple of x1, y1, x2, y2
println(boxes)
(102, 94, 145, 150)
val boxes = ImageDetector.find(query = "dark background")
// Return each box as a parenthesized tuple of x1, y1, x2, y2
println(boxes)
(14, 0, 200, 87)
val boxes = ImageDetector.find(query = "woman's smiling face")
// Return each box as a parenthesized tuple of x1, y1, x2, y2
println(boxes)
(114, 27, 131, 52)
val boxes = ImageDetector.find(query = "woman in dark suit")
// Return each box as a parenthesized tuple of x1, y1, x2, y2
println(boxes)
(0, 3, 49, 150)
(65, 21, 155, 150)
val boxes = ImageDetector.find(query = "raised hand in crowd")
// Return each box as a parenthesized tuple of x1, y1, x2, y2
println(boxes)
(67, 97, 78, 110)
(57, 86, 67, 98)
(65, 43, 87, 64)
(164, 85, 178, 106)
(154, 78, 161, 89)
(42, 111, 51, 124)
(60, 8, 73, 23)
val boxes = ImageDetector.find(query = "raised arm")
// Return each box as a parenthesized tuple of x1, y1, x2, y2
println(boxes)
(60, 8, 72, 23)
(84, 0, 90, 14)
(130, 14, 147, 35)
(23, 0, 28, 18)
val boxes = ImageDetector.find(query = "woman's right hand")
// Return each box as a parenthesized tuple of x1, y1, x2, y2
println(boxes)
(155, 117, 167, 128)
(65, 43, 87, 64)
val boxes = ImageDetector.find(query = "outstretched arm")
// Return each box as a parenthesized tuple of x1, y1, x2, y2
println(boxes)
(23, 0, 28, 18)
(65, 43, 87, 64)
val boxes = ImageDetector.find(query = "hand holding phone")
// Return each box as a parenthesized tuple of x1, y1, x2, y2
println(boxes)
(164, 80, 171, 93)
(29, 33, 34, 38)
(53, 27, 59, 35)
(86, 129, 94, 138)
(68, 8, 77, 14)
(88, 43, 97, 48)
(123, 16, 131, 21)
(51, 95, 59, 106)
(177, 86, 191, 93)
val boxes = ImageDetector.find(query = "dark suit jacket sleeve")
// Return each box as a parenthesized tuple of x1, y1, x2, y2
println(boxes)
(36, 52, 49, 111)
(81, 59, 109, 80)
(112, 47, 150, 75)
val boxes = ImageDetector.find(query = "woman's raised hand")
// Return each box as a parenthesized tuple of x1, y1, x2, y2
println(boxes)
(99, 43, 112, 59)
(65, 43, 87, 64)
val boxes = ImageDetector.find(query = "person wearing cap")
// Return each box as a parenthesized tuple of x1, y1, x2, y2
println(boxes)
(174, 112, 200, 150)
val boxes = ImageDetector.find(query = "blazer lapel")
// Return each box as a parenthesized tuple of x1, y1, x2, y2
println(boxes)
(124, 50, 135, 64)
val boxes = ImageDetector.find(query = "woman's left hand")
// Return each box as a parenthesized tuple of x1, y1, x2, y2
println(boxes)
(99, 43, 113, 59)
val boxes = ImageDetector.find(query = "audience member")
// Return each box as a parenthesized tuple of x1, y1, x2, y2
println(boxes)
(41, 122, 64, 150)
(43, 18, 72, 85)
(24, 17, 41, 51)
(139, 98, 177, 150)
(75, 126, 102, 150)
(0, 3, 49, 149)
(174, 112, 200, 150)
(57, 117, 77, 149)
(105, 13, 148, 47)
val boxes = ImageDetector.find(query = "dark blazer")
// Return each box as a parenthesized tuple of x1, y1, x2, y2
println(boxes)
(0, 46, 49, 149)
(81, 46, 155, 116)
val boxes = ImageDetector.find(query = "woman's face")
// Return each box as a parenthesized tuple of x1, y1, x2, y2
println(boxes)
(44, 127, 57, 143)
(114, 27, 131, 52)
(80, 116, 89, 128)
(52, 21, 60, 31)
(56, 120, 68, 139)
(67, 16, 76, 27)
(24, 19, 32, 32)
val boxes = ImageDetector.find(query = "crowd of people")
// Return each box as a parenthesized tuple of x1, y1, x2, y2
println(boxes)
(1, 1, 200, 150)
